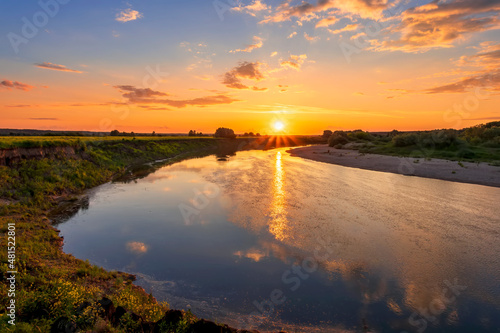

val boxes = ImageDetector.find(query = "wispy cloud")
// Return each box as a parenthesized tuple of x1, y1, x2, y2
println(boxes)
(116, 8, 144, 22)
(316, 16, 338, 28)
(328, 24, 359, 35)
(34, 62, 83, 73)
(114, 85, 239, 107)
(280, 54, 307, 70)
(260, 0, 388, 24)
(1, 80, 34, 91)
(230, 36, 264, 53)
(29, 118, 59, 121)
(231, 0, 269, 16)
(304, 32, 319, 42)
(371, 0, 500, 53)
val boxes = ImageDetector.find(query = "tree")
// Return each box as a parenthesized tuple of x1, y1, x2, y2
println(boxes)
(110, 130, 120, 136)
(328, 131, 349, 147)
(322, 130, 333, 139)
(214, 127, 236, 139)
(152, 131, 156, 136)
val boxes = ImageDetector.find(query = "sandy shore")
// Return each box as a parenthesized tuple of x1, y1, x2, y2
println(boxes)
(289, 145, 500, 188)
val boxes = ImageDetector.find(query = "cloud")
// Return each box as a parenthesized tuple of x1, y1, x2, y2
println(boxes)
(231, 0, 269, 16)
(116, 8, 143, 22)
(288, 31, 297, 38)
(316, 16, 338, 28)
(126, 241, 148, 254)
(114, 85, 170, 103)
(114, 86, 240, 107)
(270, 51, 278, 57)
(371, 0, 500, 53)
(424, 71, 500, 94)
(328, 23, 359, 34)
(1, 80, 34, 91)
(304, 32, 320, 42)
(230, 36, 264, 53)
(35, 62, 83, 73)
(222, 61, 266, 91)
(423, 42, 500, 94)
(138, 106, 171, 111)
(280, 54, 307, 70)
(260, 0, 388, 23)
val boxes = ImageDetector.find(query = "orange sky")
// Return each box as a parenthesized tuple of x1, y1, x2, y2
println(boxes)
(1, 0, 499, 134)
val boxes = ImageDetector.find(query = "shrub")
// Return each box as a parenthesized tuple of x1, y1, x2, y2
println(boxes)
(351, 130, 375, 141)
(424, 130, 458, 148)
(482, 127, 500, 140)
(328, 131, 349, 146)
(392, 133, 418, 147)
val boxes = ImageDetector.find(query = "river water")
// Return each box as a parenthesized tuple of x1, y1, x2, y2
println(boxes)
(58, 148, 500, 332)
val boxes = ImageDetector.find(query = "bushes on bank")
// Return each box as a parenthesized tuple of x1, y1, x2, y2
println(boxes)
(328, 131, 349, 146)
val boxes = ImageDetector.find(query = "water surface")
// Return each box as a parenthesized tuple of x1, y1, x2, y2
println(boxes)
(59, 148, 500, 332)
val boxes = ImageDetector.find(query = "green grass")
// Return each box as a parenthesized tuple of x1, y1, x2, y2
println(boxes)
(0, 136, 213, 149)
(358, 142, 500, 163)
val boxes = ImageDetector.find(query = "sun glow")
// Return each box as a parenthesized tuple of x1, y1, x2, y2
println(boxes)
(273, 120, 285, 132)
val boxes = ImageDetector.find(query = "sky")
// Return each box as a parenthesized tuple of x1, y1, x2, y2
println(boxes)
(0, 0, 499, 135)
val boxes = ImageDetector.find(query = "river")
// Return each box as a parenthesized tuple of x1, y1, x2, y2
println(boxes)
(58, 148, 500, 332)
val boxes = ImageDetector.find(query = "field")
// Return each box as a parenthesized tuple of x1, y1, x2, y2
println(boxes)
(0, 136, 212, 149)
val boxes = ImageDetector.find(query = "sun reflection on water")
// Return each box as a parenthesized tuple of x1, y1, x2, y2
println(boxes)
(269, 151, 289, 241)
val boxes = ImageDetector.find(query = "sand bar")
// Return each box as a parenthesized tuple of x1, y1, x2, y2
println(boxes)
(289, 144, 500, 188)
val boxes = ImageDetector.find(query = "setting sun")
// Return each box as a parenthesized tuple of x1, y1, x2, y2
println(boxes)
(273, 121, 285, 132)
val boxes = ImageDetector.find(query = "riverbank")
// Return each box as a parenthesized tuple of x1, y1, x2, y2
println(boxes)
(0, 137, 278, 332)
(289, 145, 500, 188)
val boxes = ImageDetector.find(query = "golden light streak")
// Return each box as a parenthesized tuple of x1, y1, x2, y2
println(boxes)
(269, 151, 289, 241)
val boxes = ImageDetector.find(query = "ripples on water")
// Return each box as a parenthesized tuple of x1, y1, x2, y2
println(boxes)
(59, 148, 500, 332)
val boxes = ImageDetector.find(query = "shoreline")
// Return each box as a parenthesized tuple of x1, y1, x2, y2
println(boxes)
(289, 145, 500, 188)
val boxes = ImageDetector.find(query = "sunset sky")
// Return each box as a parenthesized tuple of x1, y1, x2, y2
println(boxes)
(1, 0, 499, 135)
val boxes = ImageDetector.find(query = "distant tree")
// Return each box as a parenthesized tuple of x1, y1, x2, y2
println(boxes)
(188, 130, 194, 136)
(243, 132, 249, 137)
(388, 129, 400, 138)
(256, 133, 261, 137)
(110, 129, 120, 136)
(152, 131, 156, 136)
(214, 127, 236, 139)
(322, 130, 333, 139)
(328, 131, 349, 147)
(249, 132, 254, 136)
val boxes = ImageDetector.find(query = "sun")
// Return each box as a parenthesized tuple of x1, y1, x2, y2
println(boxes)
(273, 120, 285, 132)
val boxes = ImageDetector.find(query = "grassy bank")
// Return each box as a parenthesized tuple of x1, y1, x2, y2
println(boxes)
(0, 137, 248, 332)
(327, 122, 500, 165)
